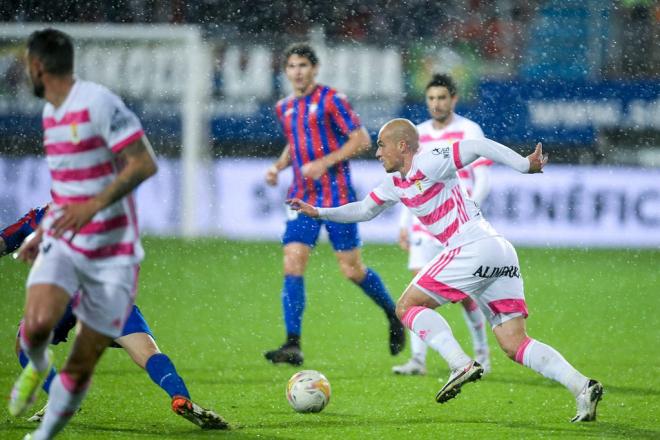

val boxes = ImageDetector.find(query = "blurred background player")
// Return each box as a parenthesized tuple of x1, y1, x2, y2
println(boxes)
(1, 206, 228, 429)
(264, 42, 404, 365)
(9, 28, 160, 440)
(393, 74, 493, 376)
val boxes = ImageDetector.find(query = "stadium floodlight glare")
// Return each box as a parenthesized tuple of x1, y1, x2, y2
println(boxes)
(0, 23, 211, 237)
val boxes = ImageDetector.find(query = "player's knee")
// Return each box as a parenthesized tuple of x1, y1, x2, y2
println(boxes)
(343, 266, 365, 283)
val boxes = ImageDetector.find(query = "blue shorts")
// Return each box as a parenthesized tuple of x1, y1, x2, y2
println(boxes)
(282, 213, 361, 251)
(48, 303, 153, 347)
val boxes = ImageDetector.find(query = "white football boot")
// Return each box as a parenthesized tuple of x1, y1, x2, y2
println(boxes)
(435, 360, 484, 403)
(392, 357, 427, 376)
(571, 379, 603, 422)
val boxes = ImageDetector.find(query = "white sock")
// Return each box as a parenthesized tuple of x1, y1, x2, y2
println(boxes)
(19, 323, 53, 372)
(32, 373, 89, 440)
(461, 302, 489, 355)
(402, 306, 471, 371)
(409, 329, 428, 363)
(516, 337, 589, 397)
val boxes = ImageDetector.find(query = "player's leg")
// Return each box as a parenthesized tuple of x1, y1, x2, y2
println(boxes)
(31, 322, 112, 439)
(328, 221, 404, 355)
(265, 213, 319, 365)
(492, 316, 602, 421)
(9, 282, 71, 417)
(460, 297, 491, 373)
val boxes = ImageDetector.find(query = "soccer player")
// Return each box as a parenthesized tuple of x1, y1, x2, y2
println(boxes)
(287, 118, 604, 422)
(11, 28, 155, 439)
(394, 74, 492, 375)
(1, 207, 228, 429)
(263, 42, 404, 366)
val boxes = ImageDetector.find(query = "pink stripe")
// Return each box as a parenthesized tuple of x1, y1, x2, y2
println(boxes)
(77, 215, 129, 235)
(452, 187, 468, 223)
(64, 240, 135, 259)
(59, 372, 91, 394)
(393, 170, 426, 189)
(417, 197, 455, 226)
(401, 306, 427, 330)
(452, 141, 463, 169)
(51, 191, 93, 205)
(369, 191, 384, 206)
(411, 223, 437, 239)
(488, 299, 529, 317)
(435, 218, 460, 244)
(50, 161, 114, 182)
(45, 136, 105, 156)
(110, 129, 144, 153)
(514, 337, 533, 364)
(428, 248, 460, 277)
(417, 274, 469, 302)
(43, 109, 90, 130)
(400, 182, 445, 208)
(419, 131, 466, 143)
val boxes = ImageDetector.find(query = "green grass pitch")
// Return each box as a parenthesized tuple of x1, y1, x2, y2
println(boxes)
(1, 238, 659, 439)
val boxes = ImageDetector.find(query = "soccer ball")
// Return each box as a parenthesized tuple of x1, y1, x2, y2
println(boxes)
(286, 370, 331, 413)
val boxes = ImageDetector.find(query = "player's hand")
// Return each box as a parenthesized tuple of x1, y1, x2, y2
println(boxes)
(286, 198, 320, 218)
(265, 165, 279, 186)
(301, 159, 327, 180)
(51, 200, 101, 238)
(398, 228, 410, 251)
(527, 142, 548, 174)
(15, 229, 43, 265)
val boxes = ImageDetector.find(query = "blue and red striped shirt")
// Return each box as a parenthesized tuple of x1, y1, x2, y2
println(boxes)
(0, 206, 48, 255)
(275, 84, 362, 207)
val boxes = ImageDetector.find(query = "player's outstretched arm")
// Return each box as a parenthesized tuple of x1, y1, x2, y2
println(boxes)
(52, 137, 158, 237)
(288, 193, 389, 224)
(458, 138, 547, 174)
(301, 127, 370, 180)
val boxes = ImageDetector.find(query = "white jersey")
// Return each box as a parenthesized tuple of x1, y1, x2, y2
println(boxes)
(372, 143, 499, 250)
(41, 80, 145, 266)
(408, 114, 492, 228)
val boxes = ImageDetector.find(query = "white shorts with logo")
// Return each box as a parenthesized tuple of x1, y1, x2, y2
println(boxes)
(26, 236, 138, 338)
(411, 235, 527, 327)
(408, 231, 444, 271)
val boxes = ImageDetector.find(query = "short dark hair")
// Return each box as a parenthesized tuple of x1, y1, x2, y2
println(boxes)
(425, 73, 457, 96)
(27, 28, 74, 75)
(283, 42, 318, 66)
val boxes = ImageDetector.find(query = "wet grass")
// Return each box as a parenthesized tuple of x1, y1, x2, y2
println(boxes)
(1, 239, 659, 439)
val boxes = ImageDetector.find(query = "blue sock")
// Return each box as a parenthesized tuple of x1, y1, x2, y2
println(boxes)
(356, 268, 396, 317)
(145, 353, 190, 399)
(282, 275, 305, 339)
(18, 348, 57, 393)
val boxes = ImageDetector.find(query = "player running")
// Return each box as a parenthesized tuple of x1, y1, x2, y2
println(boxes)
(287, 118, 603, 422)
(394, 73, 493, 376)
(264, 42, 404, 365)
(1, 206, 228, 429)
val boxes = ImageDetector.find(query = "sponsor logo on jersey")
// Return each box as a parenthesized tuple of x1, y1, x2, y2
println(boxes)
(432, 147, 450, 158)
(70, 123, 80, 144)
(472, 265, 520, 278)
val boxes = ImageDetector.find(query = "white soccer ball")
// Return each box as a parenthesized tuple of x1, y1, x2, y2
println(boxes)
(286, 370, 331, 413)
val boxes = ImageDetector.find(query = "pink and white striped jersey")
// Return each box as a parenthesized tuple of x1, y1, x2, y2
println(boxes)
(417, 114, 491, 198)
(371, 142, 499, 249)
(41, 80, 145, 266)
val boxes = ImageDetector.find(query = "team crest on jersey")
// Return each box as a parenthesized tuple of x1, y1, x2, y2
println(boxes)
(309, 103, 318, 114)
(70, 123, 80, 144)
(415, 180, 423, 192)
(432, 147, 450, 158)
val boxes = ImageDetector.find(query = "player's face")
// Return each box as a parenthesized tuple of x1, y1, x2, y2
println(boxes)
(375, 135, 402, 173)
(285, 54, 318, 95)
(426, 86, 457, 123)
(25, 52, 45, 99)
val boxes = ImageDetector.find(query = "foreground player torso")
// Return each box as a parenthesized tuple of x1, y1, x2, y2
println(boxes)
(373, 145, 498, 249)
(41, 80, 145, 265)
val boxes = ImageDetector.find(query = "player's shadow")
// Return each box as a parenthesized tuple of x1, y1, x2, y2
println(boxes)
(74, 423, 295, 439)
(483, 375, 660, 397)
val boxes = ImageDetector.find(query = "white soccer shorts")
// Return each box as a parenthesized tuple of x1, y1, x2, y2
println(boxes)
(27, 236, 138, 338)
(411, 235, 528, 327)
